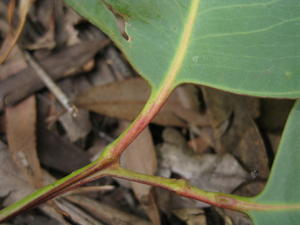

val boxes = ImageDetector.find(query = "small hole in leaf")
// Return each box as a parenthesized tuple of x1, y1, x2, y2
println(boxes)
(103, 1, 130, 41)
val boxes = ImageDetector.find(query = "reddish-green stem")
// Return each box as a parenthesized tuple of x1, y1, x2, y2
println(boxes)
(0, 87, 173, 222)
(93, 166, 300, 212)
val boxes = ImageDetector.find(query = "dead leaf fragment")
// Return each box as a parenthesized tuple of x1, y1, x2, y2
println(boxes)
(76, 78, 208, 127)
(120, 123, 160, 225)
(202, 87, 269, 182)
(37, 125, 90, 173)
(6, 96, 43, 187)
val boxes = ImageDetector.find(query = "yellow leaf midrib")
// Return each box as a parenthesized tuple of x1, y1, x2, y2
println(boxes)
(163, 0, 201, 88)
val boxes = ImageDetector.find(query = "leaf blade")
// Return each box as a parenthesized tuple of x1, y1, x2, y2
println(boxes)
(65, 0, 300, 97)
(247, 100, 300, 224)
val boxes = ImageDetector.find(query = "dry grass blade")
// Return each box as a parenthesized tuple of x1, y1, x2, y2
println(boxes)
(0, 0, 35, 64)
(55, 199, 105, 225)
(67, 195, 152, 225)
(65, 185, 115, 196)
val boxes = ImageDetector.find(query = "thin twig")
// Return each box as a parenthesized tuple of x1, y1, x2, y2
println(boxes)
(24, 51, 78, 117)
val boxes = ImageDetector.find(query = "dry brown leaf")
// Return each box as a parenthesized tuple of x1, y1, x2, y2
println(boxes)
(0, 0, 34, 63)
(202, 87, 269, 184)
(5, 96, 43, 187)
(37, 121, 90, 173)
(120, 122, 160, 225)
(67, 195, 152, 225)
(76, 78, 209, 127)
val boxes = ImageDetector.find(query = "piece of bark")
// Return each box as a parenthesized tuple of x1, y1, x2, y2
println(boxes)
(0, 40, 110, 111)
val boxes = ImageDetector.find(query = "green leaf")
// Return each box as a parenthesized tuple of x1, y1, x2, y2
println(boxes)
(246, 100, 300, 225)
(64, 0, 300, 97)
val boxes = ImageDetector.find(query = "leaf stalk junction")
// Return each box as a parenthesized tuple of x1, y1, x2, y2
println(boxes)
(1, 82, 299, 223)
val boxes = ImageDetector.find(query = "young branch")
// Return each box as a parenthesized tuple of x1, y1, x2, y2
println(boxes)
(88, 166, 300, 212)
(0, 88, 173, 222)
(96, 87, 172, 161)
(102, 166, 255, 212)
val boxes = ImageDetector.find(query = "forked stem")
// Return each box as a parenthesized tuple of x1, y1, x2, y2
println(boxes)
(100, 166, 284, 212)
(70, 165, 300, 212)
(1, 82, 296, 222)
(0, 87, 173, 222)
